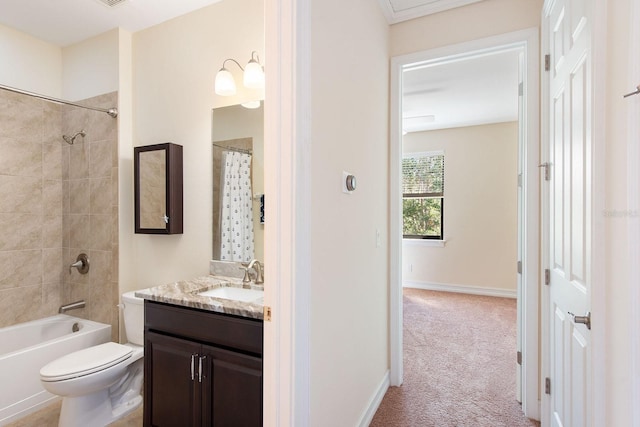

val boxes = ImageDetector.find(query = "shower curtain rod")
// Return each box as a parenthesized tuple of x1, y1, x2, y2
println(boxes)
(0, 83, 118, 118)
(212, 142, 252, 155)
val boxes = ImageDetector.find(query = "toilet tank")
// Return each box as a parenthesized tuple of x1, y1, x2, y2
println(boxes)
(122, 290, 145, 346)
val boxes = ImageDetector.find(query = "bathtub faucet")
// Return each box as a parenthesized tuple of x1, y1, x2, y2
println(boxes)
(59, 300, 86, 314)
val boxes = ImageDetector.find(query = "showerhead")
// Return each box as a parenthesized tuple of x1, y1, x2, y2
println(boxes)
(62, 130, 86, 145)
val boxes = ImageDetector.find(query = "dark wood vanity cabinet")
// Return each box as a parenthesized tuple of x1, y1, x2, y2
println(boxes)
(143, 301, 263, 427)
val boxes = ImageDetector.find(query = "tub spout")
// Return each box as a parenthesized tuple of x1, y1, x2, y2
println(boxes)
(59, 300, 86, 314)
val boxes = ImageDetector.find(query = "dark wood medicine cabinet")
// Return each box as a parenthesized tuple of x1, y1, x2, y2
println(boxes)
(134, 143, 183, 234)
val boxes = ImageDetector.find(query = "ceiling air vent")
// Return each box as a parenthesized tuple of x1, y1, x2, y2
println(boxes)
(95, 0, 127, 7)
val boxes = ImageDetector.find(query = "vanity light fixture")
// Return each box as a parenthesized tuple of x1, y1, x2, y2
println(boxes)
(241, 100, 261, 109)
(214, 51, 265, 96)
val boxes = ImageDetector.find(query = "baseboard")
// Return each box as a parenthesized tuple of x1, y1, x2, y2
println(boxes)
(357, 370, 389, 427)
(403, 280, 517, 299)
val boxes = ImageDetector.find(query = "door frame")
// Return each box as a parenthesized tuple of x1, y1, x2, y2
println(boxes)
(540, 0, 607, 425)
(389, 27, 541, 419)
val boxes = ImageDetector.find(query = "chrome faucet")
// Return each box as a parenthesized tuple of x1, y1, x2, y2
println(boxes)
(247, 260, 264, 284)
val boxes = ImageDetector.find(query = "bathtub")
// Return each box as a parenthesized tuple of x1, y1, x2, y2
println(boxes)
(0, 315, 111, 425)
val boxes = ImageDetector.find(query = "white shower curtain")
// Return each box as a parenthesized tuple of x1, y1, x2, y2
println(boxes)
(219, 151, 255, 262)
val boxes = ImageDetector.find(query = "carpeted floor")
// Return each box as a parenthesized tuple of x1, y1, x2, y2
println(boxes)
(371, 289, 540, 427)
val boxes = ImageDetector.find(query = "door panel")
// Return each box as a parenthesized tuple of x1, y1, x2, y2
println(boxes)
(546, 0, 592, 426)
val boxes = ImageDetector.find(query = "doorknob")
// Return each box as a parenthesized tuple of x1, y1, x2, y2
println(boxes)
(568, 311, 591, 330)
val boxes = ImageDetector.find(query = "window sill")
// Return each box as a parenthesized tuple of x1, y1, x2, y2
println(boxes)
(402, 238, 446, 248)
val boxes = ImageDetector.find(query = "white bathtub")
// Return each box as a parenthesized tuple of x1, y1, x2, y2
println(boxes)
(0, 315, 111, 425)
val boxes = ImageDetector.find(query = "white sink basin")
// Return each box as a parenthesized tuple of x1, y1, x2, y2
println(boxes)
(198, 287, 263, 303)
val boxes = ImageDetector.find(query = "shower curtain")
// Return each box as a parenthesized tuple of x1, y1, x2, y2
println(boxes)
(219, 151, 255, 262)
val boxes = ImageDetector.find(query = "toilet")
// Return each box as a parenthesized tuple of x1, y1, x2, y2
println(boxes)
(40, 291, 145, 427)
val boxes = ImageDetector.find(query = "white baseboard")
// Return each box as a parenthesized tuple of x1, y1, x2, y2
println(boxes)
(403, 280, 517, 299)
(357, 370, 389, 427)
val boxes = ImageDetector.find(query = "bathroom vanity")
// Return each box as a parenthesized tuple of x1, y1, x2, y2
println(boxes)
(137, 275, 264, 427)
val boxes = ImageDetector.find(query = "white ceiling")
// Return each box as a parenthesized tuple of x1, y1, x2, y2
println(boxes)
(402, 49, 520, 133)
(0, 0, 223, 47)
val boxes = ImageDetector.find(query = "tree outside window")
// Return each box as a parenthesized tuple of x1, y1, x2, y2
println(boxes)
(402, 153, 444, 240)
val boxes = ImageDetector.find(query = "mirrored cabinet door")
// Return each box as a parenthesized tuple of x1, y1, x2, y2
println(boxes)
(134, 143, 183, 234)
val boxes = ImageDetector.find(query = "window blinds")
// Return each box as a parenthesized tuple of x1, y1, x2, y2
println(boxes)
(402, 153, 444, 197)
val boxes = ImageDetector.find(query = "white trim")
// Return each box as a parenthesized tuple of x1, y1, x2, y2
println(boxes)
(403, 238, 446, 248)
(390, 27, 540, 419)
(591, 0, 608, 425)
(356, 371, 390, 427)
(376, 0, 485, 25)
(630, 0, 640, 424)
(404, 281, 517, 299)
(263, 0, 311, 425)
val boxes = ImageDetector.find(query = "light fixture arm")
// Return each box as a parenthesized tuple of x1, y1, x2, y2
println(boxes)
(221, 58, 245, 72)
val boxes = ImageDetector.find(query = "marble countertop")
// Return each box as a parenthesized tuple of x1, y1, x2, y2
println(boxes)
(135, 275, 264, 320)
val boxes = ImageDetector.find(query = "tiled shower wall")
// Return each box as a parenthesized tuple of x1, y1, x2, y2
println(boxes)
(0, 90, 119, 340)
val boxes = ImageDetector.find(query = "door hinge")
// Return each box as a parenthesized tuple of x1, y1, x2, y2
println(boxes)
(545, 377, 551, 395)
(264, 306, 272, 322)
(518, 82, 524, 96)
(544, 269, 550, 286)
(539, 162, 551, 181)
(517, 261, 522, 275)
(517, 351, 522, 366)
(518, 173, 523, 188)
(545, 54, 551, 71)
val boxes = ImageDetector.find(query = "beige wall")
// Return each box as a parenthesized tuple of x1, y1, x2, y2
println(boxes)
(0, 23, 62, 98)
(309, 0, 390, 424)
(402, 122, 518, 294)
(129, 0, 264, 291)
(390, 0, 544, 57)
(62, 29, 120, 102)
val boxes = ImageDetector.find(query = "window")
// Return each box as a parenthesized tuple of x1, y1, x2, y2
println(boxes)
(402, 152, 444, 240)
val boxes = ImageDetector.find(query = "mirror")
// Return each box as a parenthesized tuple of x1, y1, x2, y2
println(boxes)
(212, 104, 264, 262)
(135, 143, 183, 234)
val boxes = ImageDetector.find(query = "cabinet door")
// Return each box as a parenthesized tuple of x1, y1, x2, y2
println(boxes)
(145, 331, 201, 427)
(201, 345, 263, 426)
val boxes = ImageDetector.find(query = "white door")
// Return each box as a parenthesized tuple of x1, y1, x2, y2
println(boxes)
(545, 0, 593, 426)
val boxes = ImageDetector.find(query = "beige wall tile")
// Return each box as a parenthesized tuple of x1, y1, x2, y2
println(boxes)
(90, 140, 113, 178)
(43, 180, 63, 215)
(90, 214, 112, 251)
(43, 248, 63, 285)
(0, 214, 42, 251)
(68, 214, 90, 249)
(0, 175, 42, 213)
(69, 179, 90, 214)
(0, 285, 41, 328)
(0, 97, 44, 141)
(42, 143, 62, 180)
(69, 143, 89, 179)
(0, 249, 42, 290)
(42, 215, 63, 248)
(90, 178, 112, 214)
(0, 137, 42, 177)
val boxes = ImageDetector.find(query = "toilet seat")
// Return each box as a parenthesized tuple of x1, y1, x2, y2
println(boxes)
(41, 342, 133, 382)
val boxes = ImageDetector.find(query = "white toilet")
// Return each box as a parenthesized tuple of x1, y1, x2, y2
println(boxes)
(40, 291, 145, 427)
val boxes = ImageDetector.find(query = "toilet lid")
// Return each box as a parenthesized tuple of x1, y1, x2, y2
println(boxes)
(40, 342, 133, 382)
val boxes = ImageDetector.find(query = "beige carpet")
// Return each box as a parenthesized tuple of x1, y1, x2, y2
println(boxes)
(371, 289, 540, 427)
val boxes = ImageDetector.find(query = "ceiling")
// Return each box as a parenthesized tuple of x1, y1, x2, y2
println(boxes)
(0, 0, 223, 47)
(402, 49, 520, 133)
